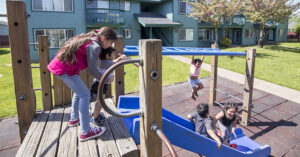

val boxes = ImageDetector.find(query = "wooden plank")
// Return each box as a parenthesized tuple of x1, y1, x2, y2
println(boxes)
(97, 109, 121, 156)
(53, 75, 64, 106)
(242, 49, 256, 126)
(139, 39, 162, 157)
(104, 99, 138, 157)
(37, 35, 53, 111)
(78, 101, 98, 157)
(114, 36, 125, 105)
(105, 84, 112, 98)
(62, 81, 72, 105)
(209, 55, 218, 106)
(16, 111, 50, 157)
(78, 130, 98, 157)
(6, 0, 36, 141)
(57, 106, 77, 157)
(35, 107, 64, 157)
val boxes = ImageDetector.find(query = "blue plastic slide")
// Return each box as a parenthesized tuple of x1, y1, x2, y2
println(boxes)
(117, 96, 271, 157)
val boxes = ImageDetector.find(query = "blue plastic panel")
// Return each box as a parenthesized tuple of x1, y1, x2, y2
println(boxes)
(117, 96, 271, 157)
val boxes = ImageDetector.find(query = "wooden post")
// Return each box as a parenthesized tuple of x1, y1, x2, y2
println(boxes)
(53, 75, 72, 106)
(7, 1, 36, 141)
(105, 84, 112, 98)
(53, 75, 63, 106)
(113, 36, 125, 105)
(139, 39, 162, 157)
(37, 36, 53, 111)
(242, 49, 256, 126)
(209, 44, 218, 106)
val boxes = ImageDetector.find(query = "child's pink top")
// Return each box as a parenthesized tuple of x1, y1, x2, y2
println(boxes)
(47, 40, 92, 76)
(190, 63, 201, 77)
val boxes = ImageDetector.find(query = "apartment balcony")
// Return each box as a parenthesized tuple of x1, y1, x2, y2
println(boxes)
(199, 16, 246, 29)
(86, 8, 125, 28)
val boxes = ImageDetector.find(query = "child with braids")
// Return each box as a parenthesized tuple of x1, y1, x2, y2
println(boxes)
(47, 27, 117, 142)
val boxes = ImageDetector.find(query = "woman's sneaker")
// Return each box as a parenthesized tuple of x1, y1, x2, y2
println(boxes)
(68, 118, 80, 127)
(90, 114, 105, 126)
(79, 126, 106, 142)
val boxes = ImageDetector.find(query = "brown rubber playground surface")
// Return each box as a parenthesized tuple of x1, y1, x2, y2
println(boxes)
(0, 76, 299, 157)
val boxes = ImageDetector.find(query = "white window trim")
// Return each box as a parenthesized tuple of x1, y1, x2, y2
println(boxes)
(279, 29, 285, 38)
(198, 29, 209, 41)
(245, 29, 254, 38)
(120, 0, 130, 11)
(123, 28, 132, 39)
(32, 0, 73, 12)
(179, 28, 194, 41)
(34, 29, 75, 49)
(179, 0, 192, 14)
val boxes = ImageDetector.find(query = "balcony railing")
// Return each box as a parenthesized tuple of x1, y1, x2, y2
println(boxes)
(86, 8, 125, 27)
(199, 16, 246, 27)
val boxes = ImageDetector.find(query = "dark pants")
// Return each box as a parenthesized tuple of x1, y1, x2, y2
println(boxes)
(90, 81, 108, 96)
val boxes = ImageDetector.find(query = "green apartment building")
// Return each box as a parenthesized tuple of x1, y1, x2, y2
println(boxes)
(23, 0, 288, 61)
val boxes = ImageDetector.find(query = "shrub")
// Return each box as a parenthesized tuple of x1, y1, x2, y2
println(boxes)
(221, 37, 232, 47)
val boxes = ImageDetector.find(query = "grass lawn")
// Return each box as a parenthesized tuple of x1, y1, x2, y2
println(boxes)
(186, 43, 300, 91)
(0, 48, 210, 118)
(278, 42, 300, 48)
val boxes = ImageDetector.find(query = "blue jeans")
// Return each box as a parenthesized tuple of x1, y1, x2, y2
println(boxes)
(57, 74, 91, 134)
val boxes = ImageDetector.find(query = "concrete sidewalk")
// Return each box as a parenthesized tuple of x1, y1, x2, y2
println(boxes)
(169, 55, 300, 104)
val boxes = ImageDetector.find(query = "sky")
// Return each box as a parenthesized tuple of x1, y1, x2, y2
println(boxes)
(0, 0, 300, 22)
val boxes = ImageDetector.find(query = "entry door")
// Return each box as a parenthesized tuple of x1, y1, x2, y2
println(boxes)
(234, 30, 241, 43)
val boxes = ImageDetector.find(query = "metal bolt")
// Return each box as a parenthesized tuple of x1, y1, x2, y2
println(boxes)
(150, 70, 159, 80)
(19, 94, 26, 100)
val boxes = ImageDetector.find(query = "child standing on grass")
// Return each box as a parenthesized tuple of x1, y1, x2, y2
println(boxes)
(189, 55, 205, 100)
(213, 102, 238, 145)
(47, 27, 117, 142)
(187, 103, 223, 149)
(89, 47, 128, 126)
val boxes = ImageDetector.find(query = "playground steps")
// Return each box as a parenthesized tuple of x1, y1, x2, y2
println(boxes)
(15, 98, 138, 157)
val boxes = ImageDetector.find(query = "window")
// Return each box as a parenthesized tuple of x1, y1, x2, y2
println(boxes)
(179, 0, 192, 14)
(223, 29, 231, 38)
(279, 29, 285, 37)
(34, 29, 74, 48)
(245, 29, 254, 38)
(97, 0, 109, 8)
(32, 0, 73, 11)
(179, 29, 194, 41)
(123, 29, 131, 39)
(120, 0, 130, 11)
(199, 29, 209, 41)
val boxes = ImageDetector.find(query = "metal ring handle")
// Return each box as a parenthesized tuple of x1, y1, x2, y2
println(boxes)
(98, 59, 143, 118)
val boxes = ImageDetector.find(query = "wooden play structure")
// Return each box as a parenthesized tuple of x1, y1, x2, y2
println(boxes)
(7, 1, 256, 157)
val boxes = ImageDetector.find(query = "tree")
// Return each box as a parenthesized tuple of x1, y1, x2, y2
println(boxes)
(243, 0, 300, 48)
(186, 0, 243, 48)
(295, 18, 300, 42)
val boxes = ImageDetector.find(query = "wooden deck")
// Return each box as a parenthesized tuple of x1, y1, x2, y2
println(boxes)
(15, 77, 300, 157)
(16, 99, 138, 157)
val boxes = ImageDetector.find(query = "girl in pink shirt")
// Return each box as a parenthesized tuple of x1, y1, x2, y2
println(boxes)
(189, 55, 205, 100)
(47, 27, 117, 142)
